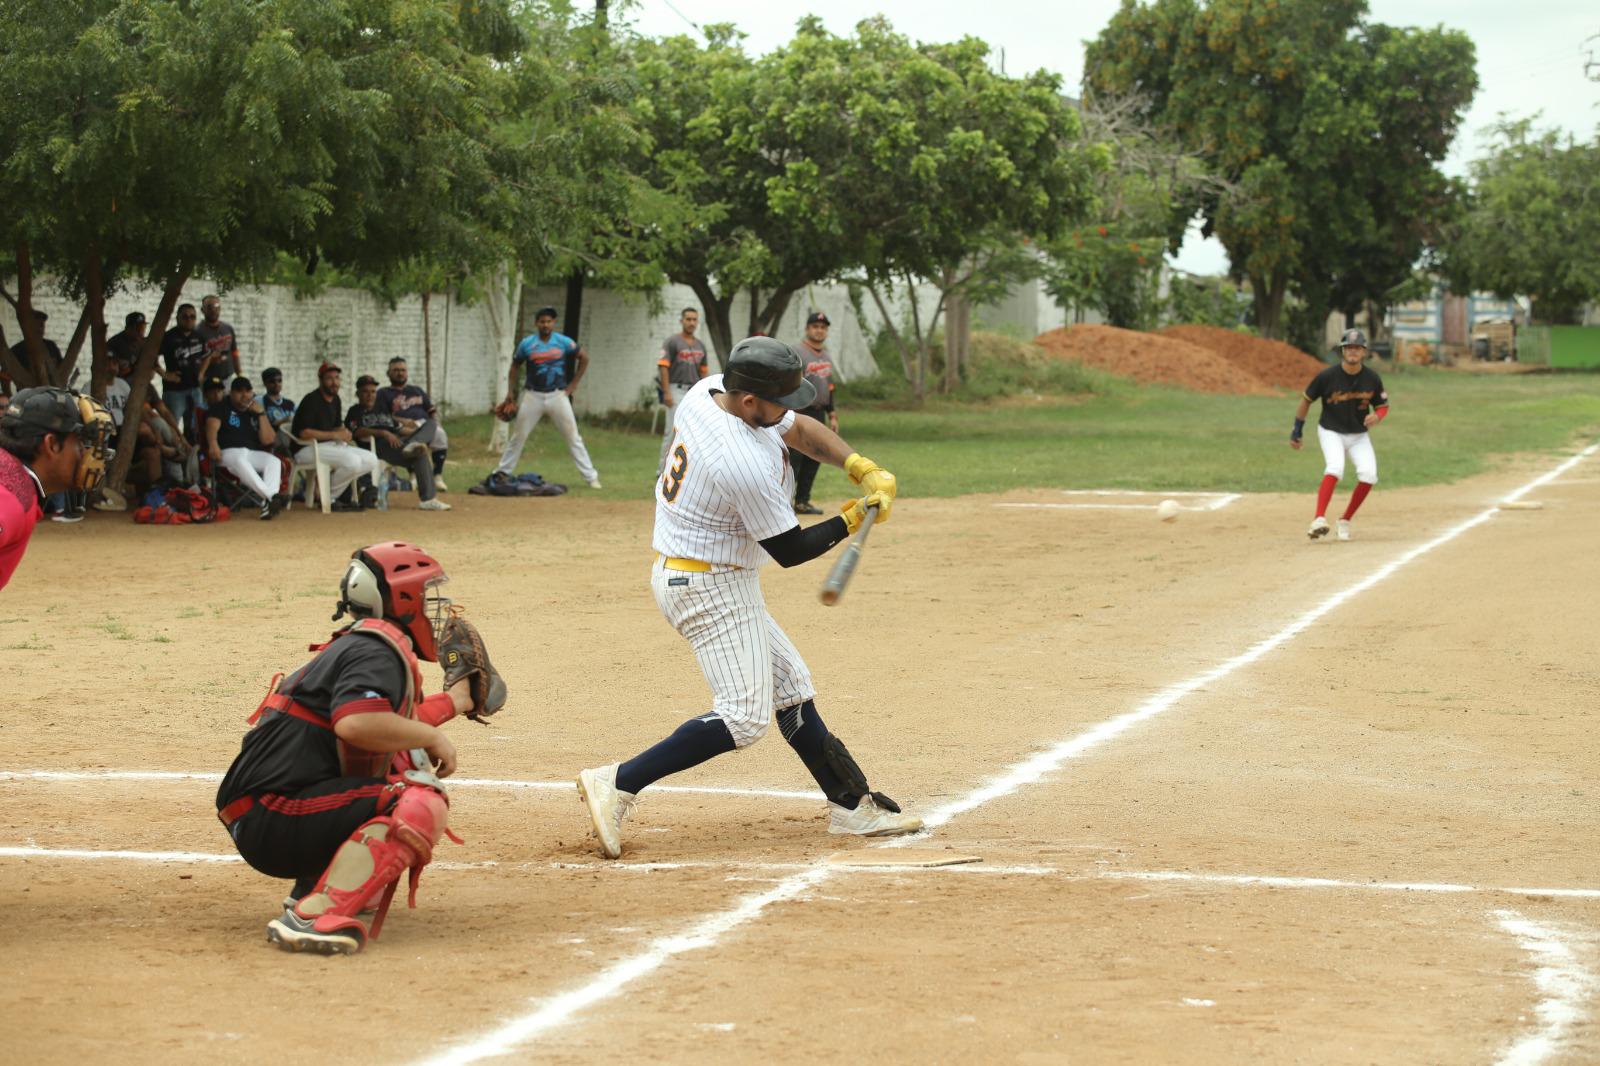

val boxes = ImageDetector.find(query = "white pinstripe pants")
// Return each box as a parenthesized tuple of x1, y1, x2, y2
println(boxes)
(651, 559, 815, 748)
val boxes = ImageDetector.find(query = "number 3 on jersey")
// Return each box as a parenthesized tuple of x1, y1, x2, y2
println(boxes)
(662, 441, 688, 502)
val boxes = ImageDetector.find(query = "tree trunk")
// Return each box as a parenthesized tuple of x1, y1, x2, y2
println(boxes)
(14, 240, 50, 387)
(864, 282, 916, 383)
(106, 269, 189, 493)
(1251, 272, 1288, 339)
(942, 267, 970, 394)
(58, 306, 92, 388)
(421, 291, 433, 396)
(750, 283, 802, 339)
(0, 316, 28, 392)
(563, 269, 585, 341)
(84, 250, 110, 401)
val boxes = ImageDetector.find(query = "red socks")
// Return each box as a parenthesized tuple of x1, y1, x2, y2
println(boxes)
(1315, 475, 1338, 518)
(1342, 481, 1373, 520)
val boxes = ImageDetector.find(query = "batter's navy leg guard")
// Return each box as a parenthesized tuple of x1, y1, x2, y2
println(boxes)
(777, 700, 901, 812)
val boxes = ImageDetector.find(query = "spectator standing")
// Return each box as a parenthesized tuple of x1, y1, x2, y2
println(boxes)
(205, 376, 282, 520)
(655, 307, 710, 475)
(159, 304, 211, 437)
(8, 310, 64, 382)
(106, 311, 147, 369)
(789, 312, 838, 515)
(289, 362, 381, 512)
(495, 307, 601, 489)
(196, 295, 241, 379)
(375, 357, 448, 491)
(347, 374, 449, 511)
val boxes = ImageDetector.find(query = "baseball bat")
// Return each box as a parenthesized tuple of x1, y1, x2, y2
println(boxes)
(819, 504, 878, 606)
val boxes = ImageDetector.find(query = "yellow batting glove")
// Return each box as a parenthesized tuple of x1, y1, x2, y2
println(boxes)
(843, 452, 898, 500)
(841, 491, 893, 534)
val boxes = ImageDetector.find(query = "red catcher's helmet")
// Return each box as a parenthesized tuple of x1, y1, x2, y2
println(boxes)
(333, 542, 451, 660)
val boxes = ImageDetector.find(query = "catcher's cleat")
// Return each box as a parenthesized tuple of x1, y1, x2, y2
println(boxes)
(577, 764, 636, 860)
(1307, 516, 1330, 540)
(1336, 518, 1351, 541)
(827, 795, 924, 837)
(267, 907, 365, 955)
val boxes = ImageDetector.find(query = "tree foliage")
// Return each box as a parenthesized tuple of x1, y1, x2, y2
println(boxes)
(1440, 119, 1600, 325)
(1086, 0, 1476, 342)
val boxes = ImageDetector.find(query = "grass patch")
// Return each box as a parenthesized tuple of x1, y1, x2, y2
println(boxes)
(439, 363, 1600, 499)
(97, 620, 136, 641)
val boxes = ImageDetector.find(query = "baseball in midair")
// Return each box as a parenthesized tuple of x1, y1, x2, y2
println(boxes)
(1157, 499, 1181, 522)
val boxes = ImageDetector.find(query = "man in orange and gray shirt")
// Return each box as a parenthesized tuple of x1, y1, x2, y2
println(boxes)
(790, 312, 838, 515)
(655, 307, 710, 476)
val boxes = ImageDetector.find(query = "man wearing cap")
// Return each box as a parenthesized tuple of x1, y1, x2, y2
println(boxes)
(655, 307, 711, 476)
(789, 311, 839, 515)
(206, 376, 283, 519)
(291, 362, 381, 511)
(259, 367, 298, 454)
(159, 303, 210, 439)
(0, 387, 114, 590)
(196, 295, 241, 379)
(1291, 328, 1390, 541)
(495, 306, 601, 489)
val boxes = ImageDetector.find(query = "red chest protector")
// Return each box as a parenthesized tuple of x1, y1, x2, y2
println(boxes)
(249, 619, 427, 778)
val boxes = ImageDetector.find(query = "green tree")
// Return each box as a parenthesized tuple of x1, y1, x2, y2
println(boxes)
(1087, 0, 1476, 341)
(1441, 119, 1600, 325)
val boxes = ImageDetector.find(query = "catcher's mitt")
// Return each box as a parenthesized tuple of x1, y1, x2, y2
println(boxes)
(494, 399, 518, 423)
(438, 614, 507, 721)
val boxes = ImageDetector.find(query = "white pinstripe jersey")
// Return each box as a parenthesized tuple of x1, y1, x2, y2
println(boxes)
(653, 374, 798, 568)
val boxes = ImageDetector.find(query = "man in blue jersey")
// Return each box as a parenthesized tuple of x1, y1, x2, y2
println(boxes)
(494, 307, 601, 489)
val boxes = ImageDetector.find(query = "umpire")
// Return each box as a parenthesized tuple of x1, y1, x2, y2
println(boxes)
(789, 312, 838, 515)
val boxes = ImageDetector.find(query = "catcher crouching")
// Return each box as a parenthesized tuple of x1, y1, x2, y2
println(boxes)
(215, 541, 505, 955)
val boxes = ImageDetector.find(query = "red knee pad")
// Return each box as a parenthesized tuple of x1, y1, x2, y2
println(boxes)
(388, 782, 451, 866)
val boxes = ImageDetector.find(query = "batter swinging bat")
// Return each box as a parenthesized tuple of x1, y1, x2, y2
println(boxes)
(819, 504, 878, 606)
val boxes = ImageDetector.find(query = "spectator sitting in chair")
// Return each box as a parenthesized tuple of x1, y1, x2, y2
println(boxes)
(346, 374, 450, 512)
(205, 376, 284, 521)
(376, 357, 448, 492)
(289, 361, 381, 512)
(123, 357, 195, 490)
(260, 367, 298, 455)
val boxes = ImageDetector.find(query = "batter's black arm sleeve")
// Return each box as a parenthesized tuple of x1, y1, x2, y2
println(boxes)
(760, 517, 849, 568)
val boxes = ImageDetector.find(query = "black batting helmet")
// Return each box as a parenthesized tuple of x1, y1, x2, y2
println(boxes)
(722, 337, 816, 410)
(1339, 328, 1369, 349)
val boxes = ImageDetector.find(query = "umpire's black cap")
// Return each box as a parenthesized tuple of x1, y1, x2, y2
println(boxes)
(722, 336, 816, 410)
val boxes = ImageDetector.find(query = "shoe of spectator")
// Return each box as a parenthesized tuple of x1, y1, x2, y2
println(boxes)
(258, 501, 275, 521)
(52, 511, 86, 524)
(794, 500, 823, 515)
(418, 498, 452, 511)
(331, 500, 363, 513)
(358, 484, 379, 510)
(272, 493, 291, 512)
(93, 487, 128, 512)
(587, 478, 603, 490)
(435, 477, 449, 493)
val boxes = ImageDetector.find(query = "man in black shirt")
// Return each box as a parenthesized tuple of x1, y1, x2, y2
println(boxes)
(215, 542, 491, 954)
(346, 375, 448, 510)
(259, 366, 297, 454)
(159, 303, 216, 440)
(289, 362, 381, 511)
(1291, 328, 1390, 541)
(205, 376, 282, 519)
(375, 357, 448, 490)
(7, 309, 63, 385)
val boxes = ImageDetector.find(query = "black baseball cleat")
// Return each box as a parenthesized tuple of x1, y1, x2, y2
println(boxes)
(794, 501, 823, 515)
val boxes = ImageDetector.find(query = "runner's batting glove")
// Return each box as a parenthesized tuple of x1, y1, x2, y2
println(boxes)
(841, 491, 893, 534)
(844, 453, 898, 501)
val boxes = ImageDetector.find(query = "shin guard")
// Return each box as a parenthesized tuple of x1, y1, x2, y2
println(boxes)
(293, 781, 456, 950)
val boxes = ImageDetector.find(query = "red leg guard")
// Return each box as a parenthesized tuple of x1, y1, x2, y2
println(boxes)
(1315, 474, 1338, 518)
(294, 781, 455, 948)
(1342, 481, 1373, 520)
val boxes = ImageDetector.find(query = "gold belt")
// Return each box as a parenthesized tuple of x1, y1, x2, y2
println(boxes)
(656, 553, 735, 573)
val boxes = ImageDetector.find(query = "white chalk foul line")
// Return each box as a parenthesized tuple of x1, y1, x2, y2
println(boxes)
(1494, 910, 1597, 1066)
(0, 769, 817, 802)
(418, 441, 1598, 1065)
(1103, 870, 1600, 900)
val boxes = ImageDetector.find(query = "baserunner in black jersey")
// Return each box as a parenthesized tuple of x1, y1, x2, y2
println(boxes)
(1290, 328, 1390, 541)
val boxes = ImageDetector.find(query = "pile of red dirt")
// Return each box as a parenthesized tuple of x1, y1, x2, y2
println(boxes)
(1033, 324, 1277, 395)
(1160, 324, 1324, 390)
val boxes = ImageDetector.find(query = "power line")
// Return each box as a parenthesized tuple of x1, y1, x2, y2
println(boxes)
(657, 0, 701, 35)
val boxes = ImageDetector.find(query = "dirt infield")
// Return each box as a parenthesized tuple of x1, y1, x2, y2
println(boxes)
(4, 447, 1599, 1065)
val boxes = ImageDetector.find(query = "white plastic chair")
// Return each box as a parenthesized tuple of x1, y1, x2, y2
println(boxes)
(291, 437, 333, 514)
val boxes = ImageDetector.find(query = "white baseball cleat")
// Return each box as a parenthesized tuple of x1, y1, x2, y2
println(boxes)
(1307, 516, 1330, 540)
(1336, 518, 1351, 541)
(577, 764, 636, 859)
(586, 478, 603, 490)
(827, 794, 924, 837)
(418, 498, 452, 511)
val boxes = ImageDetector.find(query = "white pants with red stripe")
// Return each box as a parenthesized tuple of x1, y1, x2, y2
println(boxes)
(651, 558, 815, 748)
(1318, 425, 1378, 483)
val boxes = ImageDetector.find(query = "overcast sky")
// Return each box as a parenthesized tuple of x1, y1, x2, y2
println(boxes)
(622, 0, 1599, 275)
